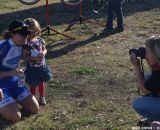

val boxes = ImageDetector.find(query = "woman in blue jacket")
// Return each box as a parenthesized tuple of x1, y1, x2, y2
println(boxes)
(0, 19, 39, 122)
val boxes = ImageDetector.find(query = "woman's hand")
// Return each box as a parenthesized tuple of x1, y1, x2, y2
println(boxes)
(0, 89, 4, 101)
(130, 53, 141, 70)
(22, 48, 30, 61)
(10, 68, 24, 76)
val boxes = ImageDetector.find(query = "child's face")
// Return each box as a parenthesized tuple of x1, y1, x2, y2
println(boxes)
(28, 27, 38, 39)
(145, 45, 158, 65)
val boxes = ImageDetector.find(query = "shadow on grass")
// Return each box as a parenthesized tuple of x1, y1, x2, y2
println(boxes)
(44, 0, 160, 59)
(0, 115, 12, 130)
(46, 28, 120, 59)
(0, 0, 159, 33)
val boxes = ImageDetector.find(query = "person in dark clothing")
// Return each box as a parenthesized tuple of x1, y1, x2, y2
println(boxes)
(106, 0, 124, 32)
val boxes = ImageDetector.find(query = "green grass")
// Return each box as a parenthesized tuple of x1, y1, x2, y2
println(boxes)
(0, 0, 160, 129)
(49, 79, 74, 90)
(70, 67, 97, 75)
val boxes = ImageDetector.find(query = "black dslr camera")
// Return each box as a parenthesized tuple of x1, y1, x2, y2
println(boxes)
(129, 47, 146, 59)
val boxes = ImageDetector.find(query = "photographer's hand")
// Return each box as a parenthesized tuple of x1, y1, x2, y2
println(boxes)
(130, 53, 141, 70)
(130, 53, 150, 95)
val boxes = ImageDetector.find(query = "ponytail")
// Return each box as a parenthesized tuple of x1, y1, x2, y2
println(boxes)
(2, 30, 11, 39)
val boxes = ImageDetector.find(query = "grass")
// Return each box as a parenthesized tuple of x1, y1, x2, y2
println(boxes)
(70, 67, 97, 75)
(0, 0, 160, 129)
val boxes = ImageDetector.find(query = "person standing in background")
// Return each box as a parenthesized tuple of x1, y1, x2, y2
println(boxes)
(106, 0, 124, 32)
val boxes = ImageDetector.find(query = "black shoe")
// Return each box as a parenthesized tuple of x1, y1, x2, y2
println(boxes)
(102, 28, 113, 33)
(137, 118, 153, 127)
(105, 26, 113, 30)
(115, 27, 124, 32)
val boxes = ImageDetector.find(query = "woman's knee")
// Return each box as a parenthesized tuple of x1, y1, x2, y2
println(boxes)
(0, 103, 22, 122)
(29, 101, 39, 114)
(28, 95, 39, 114)
(21, 95, 39, 114)
(132, 98, 144, 112)
(8, 111, 21, 122)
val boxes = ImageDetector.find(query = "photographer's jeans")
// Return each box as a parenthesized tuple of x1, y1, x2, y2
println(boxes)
(132, 94, 160, 121)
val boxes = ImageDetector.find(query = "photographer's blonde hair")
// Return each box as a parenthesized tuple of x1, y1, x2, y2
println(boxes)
(145, 35, 160, 63)
(24, 18, 41, 36)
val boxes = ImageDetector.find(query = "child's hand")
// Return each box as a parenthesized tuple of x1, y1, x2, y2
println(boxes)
(22, 48, 30, 61)
(0, 89, 4, 101)
(39, 52, 45, 57)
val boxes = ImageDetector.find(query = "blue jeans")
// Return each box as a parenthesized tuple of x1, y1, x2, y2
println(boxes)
(132, 94, 160, 121)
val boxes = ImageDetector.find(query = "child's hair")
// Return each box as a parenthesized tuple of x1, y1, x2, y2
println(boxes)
(145, 35, 160, 63)
(2, 30, 11, 39)
(24, 18, 41, 36)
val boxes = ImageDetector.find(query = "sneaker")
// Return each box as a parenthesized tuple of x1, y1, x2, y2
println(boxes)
(39, 96, 47, 106)
(115, 27, 124, 32)
(150, 121, 160, 130)
(101, 28, 113, 34)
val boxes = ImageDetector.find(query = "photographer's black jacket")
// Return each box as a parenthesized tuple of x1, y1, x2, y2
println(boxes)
(145, 71, 160, 93)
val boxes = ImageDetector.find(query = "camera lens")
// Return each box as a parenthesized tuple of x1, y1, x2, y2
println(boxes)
(129, 47, 146, 59)
(137, 47, 146, 59)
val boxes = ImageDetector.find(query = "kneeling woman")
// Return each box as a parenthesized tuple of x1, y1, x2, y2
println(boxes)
(131, 35, 160, 124)
(0, 20, 39, 122)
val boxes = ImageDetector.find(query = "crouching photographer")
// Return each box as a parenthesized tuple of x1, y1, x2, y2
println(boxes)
(130, 35, 160, 126)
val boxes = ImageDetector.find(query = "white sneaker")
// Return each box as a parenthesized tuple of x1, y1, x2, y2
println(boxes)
(39, 96, 47, 106)
(151, 121, 160, 130)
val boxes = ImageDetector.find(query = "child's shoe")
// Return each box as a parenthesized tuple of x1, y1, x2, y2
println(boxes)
(39, 96, 47, 106)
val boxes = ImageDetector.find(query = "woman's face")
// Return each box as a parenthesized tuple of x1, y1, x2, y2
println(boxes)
(145, 45, 158, 65)
(12, 33, 28, 46)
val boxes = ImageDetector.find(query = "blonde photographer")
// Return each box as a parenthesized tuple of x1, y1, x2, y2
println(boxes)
(131, 35, 160, 126)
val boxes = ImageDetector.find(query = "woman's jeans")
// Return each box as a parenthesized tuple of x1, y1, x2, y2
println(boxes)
(132, 94, 160, 121)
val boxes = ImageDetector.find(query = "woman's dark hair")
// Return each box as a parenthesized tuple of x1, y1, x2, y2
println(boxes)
(2, 30, 11, 39)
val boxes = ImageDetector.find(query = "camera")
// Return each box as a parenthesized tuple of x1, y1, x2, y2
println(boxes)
(129, 47, 146, 59)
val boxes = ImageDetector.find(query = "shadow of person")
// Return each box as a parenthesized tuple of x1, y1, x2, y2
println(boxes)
(98, 27, 123, 38)
(46, 27, 121, 59)
(0, 115, 12, 130)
